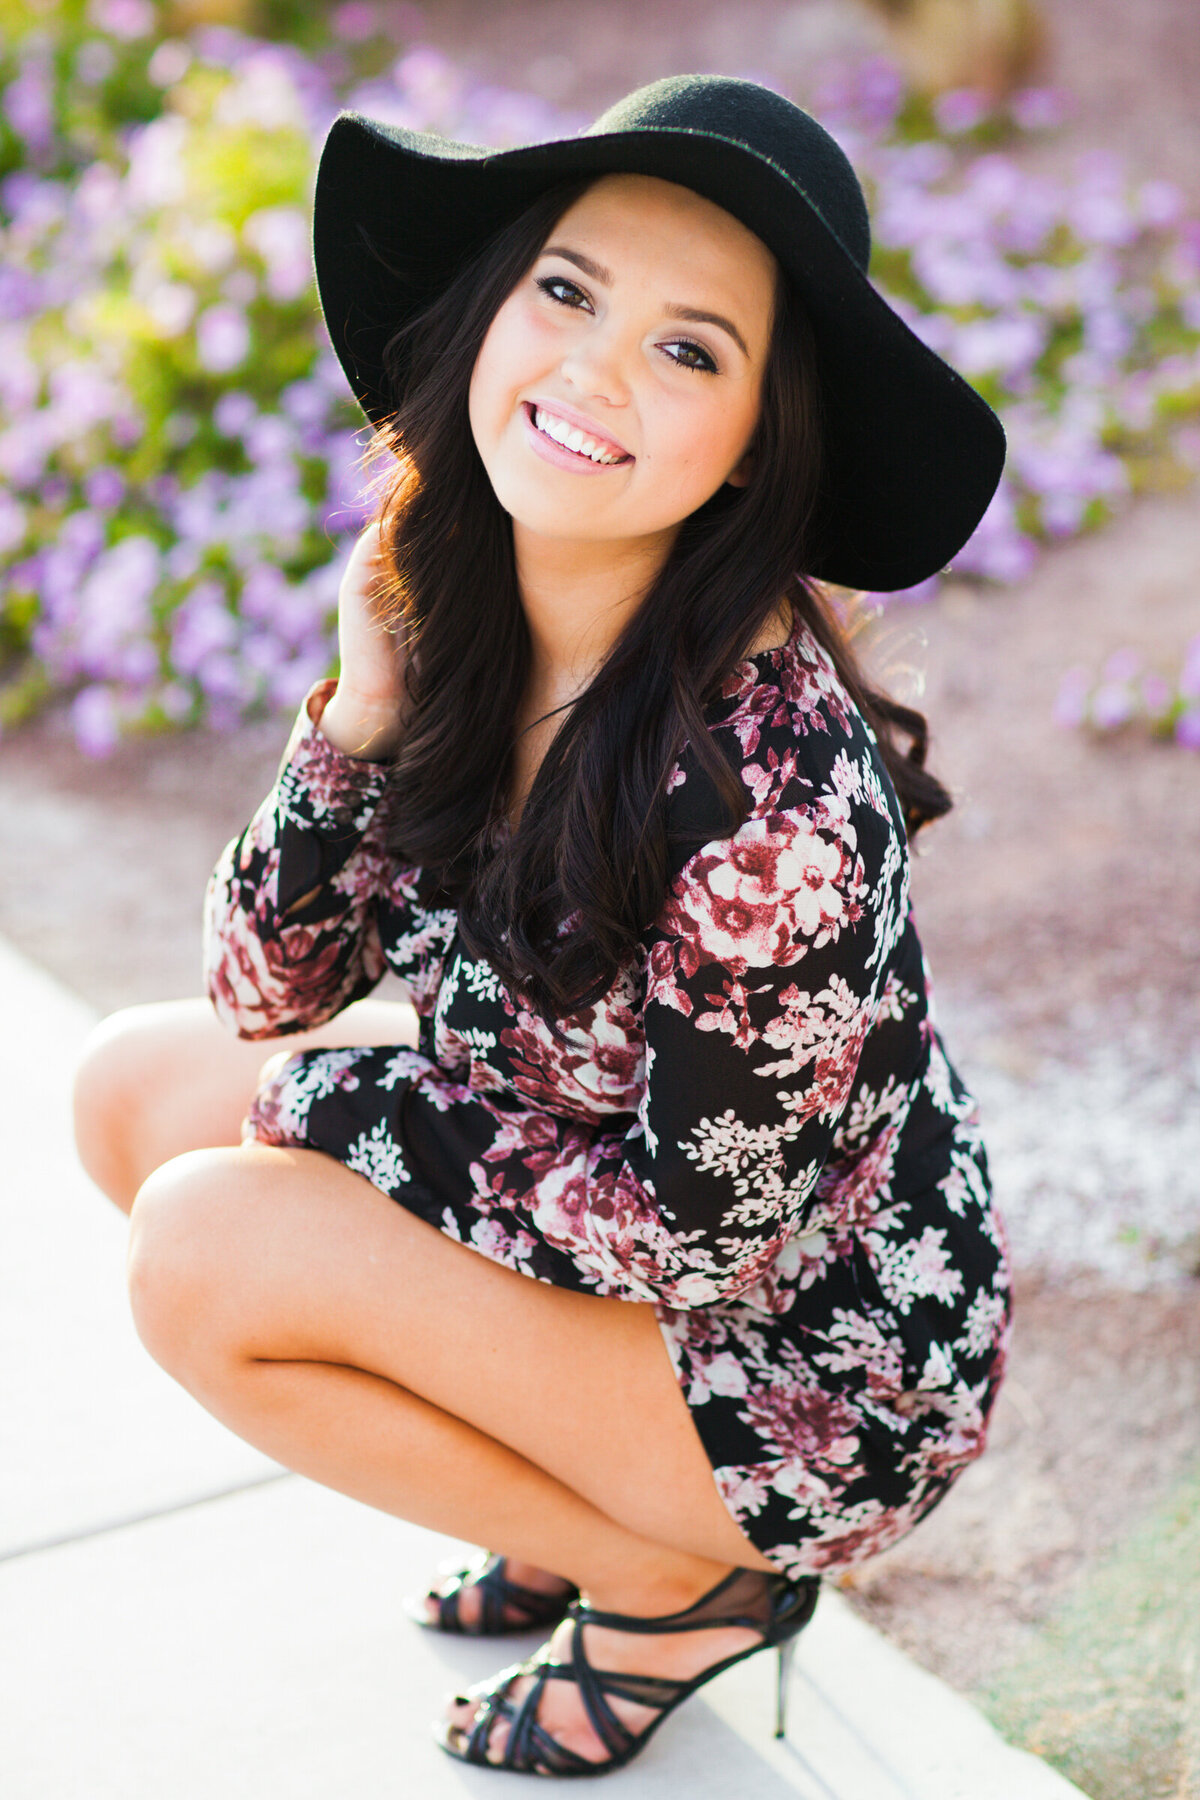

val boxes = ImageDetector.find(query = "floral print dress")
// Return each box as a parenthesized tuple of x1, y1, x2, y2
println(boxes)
(204, 610, 1011, 1579)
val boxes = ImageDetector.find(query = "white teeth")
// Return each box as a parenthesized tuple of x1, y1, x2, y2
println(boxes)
(533, 408, 624, 464)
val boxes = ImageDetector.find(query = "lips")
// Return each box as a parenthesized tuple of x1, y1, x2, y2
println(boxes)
(524, 402, 633, 465)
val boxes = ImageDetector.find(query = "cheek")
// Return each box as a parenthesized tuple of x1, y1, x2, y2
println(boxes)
(655, 390, 761, 496)
(469, 298, 554, 419)
(467, 324, 506, 446)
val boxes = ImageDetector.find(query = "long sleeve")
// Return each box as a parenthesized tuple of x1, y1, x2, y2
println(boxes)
(244, 706, 913, 1311)
(202, 680, 432, 1040)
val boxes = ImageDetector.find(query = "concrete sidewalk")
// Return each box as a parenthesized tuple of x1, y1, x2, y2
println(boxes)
(0, 936, 1088, 1798)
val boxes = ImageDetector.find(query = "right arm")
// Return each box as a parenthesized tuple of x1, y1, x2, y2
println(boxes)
(203, 524, 432, 1041)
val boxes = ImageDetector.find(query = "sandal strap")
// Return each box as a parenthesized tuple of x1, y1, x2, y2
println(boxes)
(465, 1653, 598, 1775)
(440, 1568, 822, 1774)
(432, 1554, 576, 1636)
(574, 1567, 818, 1640)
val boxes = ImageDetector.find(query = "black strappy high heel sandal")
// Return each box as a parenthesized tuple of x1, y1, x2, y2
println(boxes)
(404, 1551, 580, 1637)
(434, 1565, 820, 1775)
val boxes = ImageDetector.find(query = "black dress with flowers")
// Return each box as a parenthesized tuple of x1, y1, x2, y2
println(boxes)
(204, 610, 1011, 1579)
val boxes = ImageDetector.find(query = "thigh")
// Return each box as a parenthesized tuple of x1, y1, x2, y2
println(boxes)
(74, 993, 419, 1206)
(130, 1141, 771, 1572)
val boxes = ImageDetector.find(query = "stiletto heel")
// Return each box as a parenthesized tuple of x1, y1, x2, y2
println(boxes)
(435, 1565, 820, 1775)
(775, 1634, 798, 1738)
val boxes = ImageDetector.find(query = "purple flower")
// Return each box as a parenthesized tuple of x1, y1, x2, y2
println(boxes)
(196, 305, 251, 373)
(269, 648, 332, 709)
(158, 681, 194, 722)
(243, 412, 294, 464)
(72, 685, 119, 758)
(871, 574, 942, 608)
(242, 206, 313, 304)
(934, 89, 990, 135)
(280, 379, 329, 426)
(0, 492, 27, 555)
(1010, 87, 1067, 132)
(954, 483, 1038, 583)
(331, 2, 379, 41)
(88, 0, 156, 38)
(1140, 674, 1173, 718)
(74, 41, 117, 87)
(170, 581, 237, 678)
(214, 391, 257, 438)
(1102, 647, 1143, 683)
(1178, 638, 1200, 700)
(73, 536, 161, 677)
(145, 282, 197, 337)
(1138, 180, 1184, 230)
(5, 57, 54, 156)
(84, 468, 126, 510)
(1175, 708, 1200, 751)
(1090, 682, 1135, 730)
(1053, 667, 1091, 729)
(147, 41, 193, 88)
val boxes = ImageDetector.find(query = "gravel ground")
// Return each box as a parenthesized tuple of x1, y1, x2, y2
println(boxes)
(2, 0, 1198, 1708)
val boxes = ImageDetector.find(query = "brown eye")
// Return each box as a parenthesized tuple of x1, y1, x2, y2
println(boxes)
(662, 338, 717, 374)
(536, 275, 591, 310)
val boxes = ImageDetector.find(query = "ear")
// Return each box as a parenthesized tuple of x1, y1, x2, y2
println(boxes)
(725, 448, 754, 488)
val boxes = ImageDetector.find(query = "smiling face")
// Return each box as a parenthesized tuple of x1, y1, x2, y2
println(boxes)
(467, 174, 779, 565)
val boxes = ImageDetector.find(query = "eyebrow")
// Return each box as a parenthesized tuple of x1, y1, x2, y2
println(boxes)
(539, 245, 751, 360)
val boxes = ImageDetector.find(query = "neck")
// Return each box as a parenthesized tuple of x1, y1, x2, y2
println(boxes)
(512, 521, 677, 699)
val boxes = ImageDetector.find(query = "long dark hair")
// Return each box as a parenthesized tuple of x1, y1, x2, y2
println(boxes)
(360, 178, 951, 1032)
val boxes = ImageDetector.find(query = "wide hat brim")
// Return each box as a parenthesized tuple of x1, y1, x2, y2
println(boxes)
(313, 84, 1006, 592)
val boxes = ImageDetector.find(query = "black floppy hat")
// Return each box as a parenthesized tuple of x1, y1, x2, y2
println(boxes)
(312, 73, 1005, 592)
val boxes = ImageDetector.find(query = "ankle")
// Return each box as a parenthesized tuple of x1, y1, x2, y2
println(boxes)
(579, 1552, 736, 1620)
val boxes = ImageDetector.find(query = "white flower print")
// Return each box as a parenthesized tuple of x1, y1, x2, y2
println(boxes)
(462, 957, 505, 1004)
(960, 1287, 1009, 1358)
(469, 1216, 536, 1271)
(345, 1118, 411, 1191)
(937, 1145, 991, 1216)
(287, 1048, 365, 1104)
(757, 974, 871, 1124)
(875, 969, 917, 1024)
(863, 827, 908, 974)
(681, 1107, 796, 1184)
(870, 1225, 966, 1315)
(838, 1074, 913, 1150)
(377, 1047, 434, 1091)
(919, 1342, 956, 1391)
(686, 1349, 750, 1404)
(635, 1039, 660, 1154)
(714, 1463, 777, 1520)
(924, 1032, 977, 1120)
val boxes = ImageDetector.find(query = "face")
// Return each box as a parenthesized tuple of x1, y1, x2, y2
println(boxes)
(467, 174, 778, 560)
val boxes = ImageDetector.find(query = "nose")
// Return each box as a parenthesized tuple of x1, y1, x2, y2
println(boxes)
(557, 320, 631, 407)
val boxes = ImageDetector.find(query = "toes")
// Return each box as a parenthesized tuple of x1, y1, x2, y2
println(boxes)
(399, 1592, 444, 1627)
(441, 1689, 512, 1765)
(402, 1574, 484, 1631)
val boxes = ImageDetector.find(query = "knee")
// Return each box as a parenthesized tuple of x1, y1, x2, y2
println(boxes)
(126, 1149, 241, 1377)
(73, 1004, 191, 1213)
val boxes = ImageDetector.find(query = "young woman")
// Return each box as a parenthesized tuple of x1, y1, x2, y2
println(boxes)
(73, 76, 1012, 1776)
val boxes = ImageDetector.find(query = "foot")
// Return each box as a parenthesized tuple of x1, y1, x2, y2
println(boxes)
(409, 1550, 577, 1633)
(439, 1575, 763, 1768)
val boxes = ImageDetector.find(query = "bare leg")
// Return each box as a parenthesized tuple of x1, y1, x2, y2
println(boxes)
(127, 1142, 782, 1763)
(72, 995, 418, 1213)
(72, 994, 565, 1628)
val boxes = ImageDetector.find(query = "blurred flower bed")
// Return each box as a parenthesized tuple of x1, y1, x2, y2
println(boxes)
(1, 1, 1198, 752)
(1055, 635, 1200, 750)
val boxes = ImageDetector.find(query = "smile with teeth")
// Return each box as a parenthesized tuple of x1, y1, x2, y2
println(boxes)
(530, 406, 630, 464)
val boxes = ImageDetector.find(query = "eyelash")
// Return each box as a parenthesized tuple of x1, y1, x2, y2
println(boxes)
(534, 274, 718, 374)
